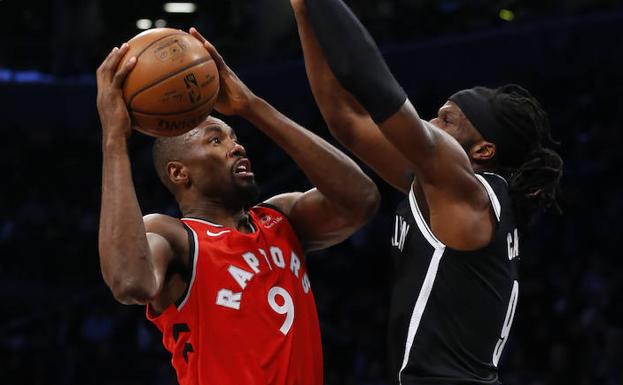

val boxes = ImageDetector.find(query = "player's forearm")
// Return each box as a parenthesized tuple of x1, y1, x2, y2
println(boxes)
(302, 0, 406, 124)
(99, 138, 157, 304)
(241, 97, 379, 219)
(302, 0, 440, 170)
(292, 3, 368, 140)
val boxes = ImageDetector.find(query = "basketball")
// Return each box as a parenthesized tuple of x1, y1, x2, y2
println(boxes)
(120, 28, 220, 137)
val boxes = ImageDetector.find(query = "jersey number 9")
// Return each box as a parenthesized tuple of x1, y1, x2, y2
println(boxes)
(268, 286, 295, 335)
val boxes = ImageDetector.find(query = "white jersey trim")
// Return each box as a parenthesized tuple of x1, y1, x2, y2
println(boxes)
(408, 184, 445, 249)
(177, 225, 200, 311)
(398, 246, 446, 385)
(475, 174, 501, 222)
(482, 171, 508, 186)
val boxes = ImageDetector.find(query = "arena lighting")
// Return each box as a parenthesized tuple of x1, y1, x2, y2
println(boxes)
(164, 2, 197, 13)
(136, 19, 153, 30)
(499, 9, 515, 22)
(155, 19, 167, 28)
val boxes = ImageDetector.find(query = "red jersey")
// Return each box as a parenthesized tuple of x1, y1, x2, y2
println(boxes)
(146, 204, 323, 385)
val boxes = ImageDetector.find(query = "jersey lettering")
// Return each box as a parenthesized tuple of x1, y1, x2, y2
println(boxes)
(258, 248, 272, 270)
(290, 251, 301, 277)
(242, 252, 261, 273)
(216, 289, 242, 310)
(302, 273, 311, 294)
(492, 280, 518, 366)
(391, 215, 410, 252)
(270, 246, 286, 268)
(228, 265, 254, 289)
(268, 286, 295, 335)
(217, 244, 311, 312)
(507, 228, 519, 261)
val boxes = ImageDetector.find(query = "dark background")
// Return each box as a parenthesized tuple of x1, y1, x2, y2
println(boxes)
(1, 0, 622, 384)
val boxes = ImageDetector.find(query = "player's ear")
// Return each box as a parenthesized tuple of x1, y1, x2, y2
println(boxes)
(168, 161, 190, 187)
(469, 140, 496, 162)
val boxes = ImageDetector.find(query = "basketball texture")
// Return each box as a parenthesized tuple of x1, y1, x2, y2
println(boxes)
(120, 28, 219, 137)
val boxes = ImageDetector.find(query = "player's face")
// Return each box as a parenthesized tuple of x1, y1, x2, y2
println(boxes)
(183, 118, 259, 208)
(429, 101, 482, 153)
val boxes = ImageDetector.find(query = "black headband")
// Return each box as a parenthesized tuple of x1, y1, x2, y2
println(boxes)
(448, 86, 520, 166)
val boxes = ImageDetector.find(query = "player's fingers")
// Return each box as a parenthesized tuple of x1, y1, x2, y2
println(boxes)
(112, 56, 137, 88)
(97, 46, 120, 80)
(103, 43, 130, 80)
(203, 41, 226, 70)
(189, 27, 207, 43)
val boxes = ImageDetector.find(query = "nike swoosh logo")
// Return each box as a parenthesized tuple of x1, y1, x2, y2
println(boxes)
(206, 229, 230, 237)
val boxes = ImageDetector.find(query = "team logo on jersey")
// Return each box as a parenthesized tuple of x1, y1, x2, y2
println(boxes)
(260, 214, 283, 229)
(206, 229, 231, 237)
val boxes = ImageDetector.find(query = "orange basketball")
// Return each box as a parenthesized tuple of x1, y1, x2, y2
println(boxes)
(120, 28, 219, 137)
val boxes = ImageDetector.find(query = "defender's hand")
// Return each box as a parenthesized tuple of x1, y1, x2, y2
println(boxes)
(189, 27, 257, 117)
(96, 43, 137, 143)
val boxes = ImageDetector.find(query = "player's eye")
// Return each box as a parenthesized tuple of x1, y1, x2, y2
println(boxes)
(209, 137, 221, 144)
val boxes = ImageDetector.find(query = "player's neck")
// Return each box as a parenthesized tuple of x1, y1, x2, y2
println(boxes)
(471, 161, 498, 174)
(180, 200, 251, 232)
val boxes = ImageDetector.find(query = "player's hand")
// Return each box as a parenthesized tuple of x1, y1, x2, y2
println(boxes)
(96, 43, 137, 143)
(189, 27, 257, 117)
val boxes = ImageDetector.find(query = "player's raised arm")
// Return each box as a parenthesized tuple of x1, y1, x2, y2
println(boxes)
(190, 28, 380, 251)
(300, 0, 485, 201)
(96, 43, 188, 306)
(290, 0, 412, 193)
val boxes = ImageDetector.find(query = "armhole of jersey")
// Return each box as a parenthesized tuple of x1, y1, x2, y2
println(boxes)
(256, 202, 306, 252)
(175, 223, 199, 310)
(257, 202, 290, 218)
(256, 202, 298, 233)
(475, 174, 501, 222)
(408, 183, 446, 250)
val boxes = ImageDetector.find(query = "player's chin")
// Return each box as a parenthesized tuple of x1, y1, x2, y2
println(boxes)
(231, 178, 260, 208)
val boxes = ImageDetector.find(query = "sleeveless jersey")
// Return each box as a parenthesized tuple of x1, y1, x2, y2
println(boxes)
(388, 172, 520, 385)
(147, 204, 323, 385)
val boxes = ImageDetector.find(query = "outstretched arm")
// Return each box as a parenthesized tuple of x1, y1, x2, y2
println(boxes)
(190, 28, 380, 251)
(97, 44, 188, 306)
(290, 0, 412, 193)
(299, 0, 494, 249)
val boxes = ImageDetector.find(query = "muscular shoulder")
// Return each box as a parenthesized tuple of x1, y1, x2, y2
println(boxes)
(144, 213, 184, 231)
(143, 213, 189, 259)
(262, 192, 304, 217)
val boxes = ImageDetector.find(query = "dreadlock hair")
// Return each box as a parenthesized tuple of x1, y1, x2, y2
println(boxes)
(490, 84, 563, 231)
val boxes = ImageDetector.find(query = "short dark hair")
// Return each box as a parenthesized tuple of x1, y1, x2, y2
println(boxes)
(152, 134, 192, 194)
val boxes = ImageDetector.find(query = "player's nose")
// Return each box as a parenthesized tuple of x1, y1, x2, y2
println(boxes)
(228, 142, 246, 158)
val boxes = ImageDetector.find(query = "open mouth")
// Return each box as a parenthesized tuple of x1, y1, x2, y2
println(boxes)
(233, 158, 254, 178)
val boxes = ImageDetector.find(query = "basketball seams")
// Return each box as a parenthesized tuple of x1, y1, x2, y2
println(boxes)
(127, 56, 214, 109)
(132, 90, 218, 116)
(122, 29, 219, 136)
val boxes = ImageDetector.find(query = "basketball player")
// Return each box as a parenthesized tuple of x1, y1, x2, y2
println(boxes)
(95, 28, 380, 385)
(290, 1, 563, 384)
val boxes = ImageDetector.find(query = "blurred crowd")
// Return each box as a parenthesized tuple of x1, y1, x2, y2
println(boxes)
(1, 0, 623, 74)
(1, 2, 623, 385)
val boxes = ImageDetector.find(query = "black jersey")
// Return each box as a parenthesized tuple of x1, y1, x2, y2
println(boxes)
(388, 172, 520, 385)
